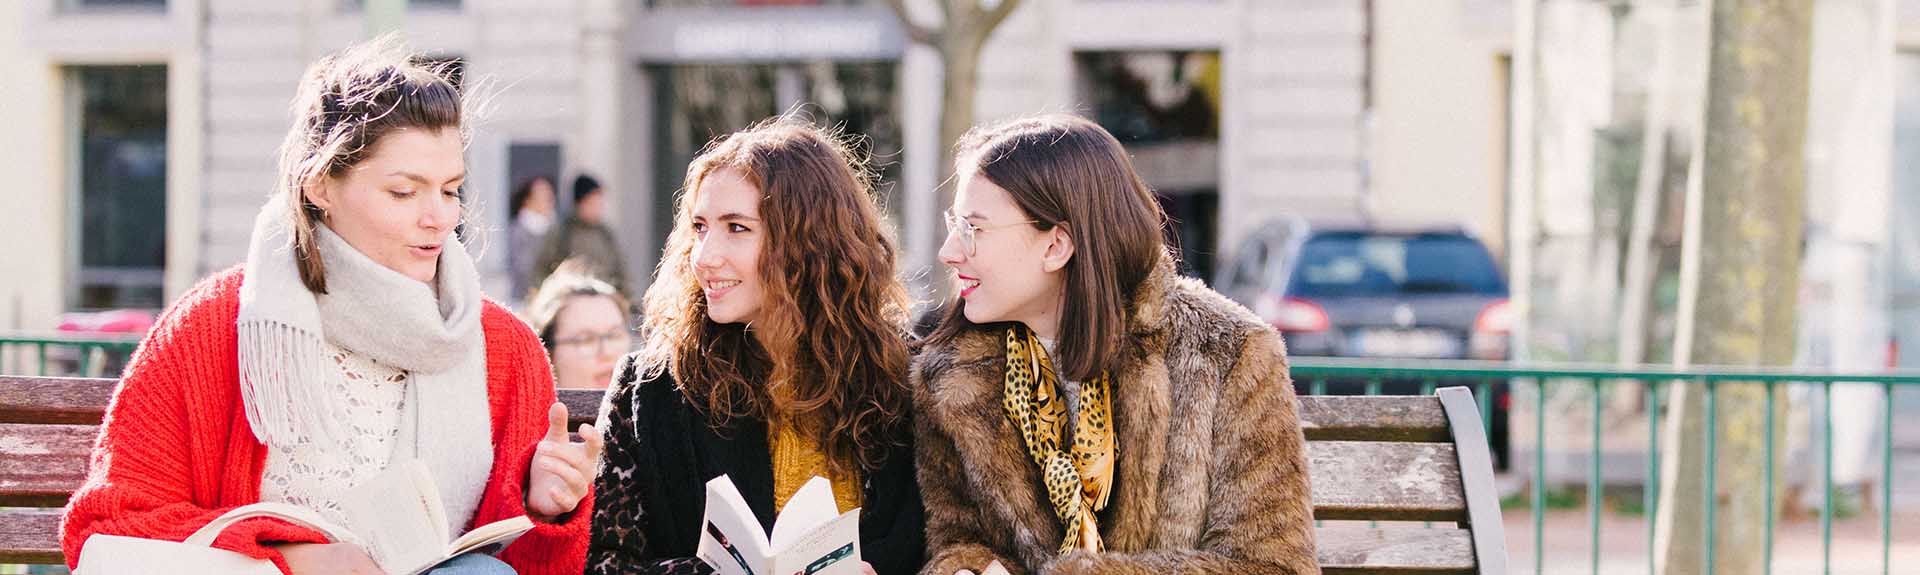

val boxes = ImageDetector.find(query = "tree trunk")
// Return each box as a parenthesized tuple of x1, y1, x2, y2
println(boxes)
(885, 0, 1021, 294)
(1655, 1, 1813, 573)
(931, 34, 984, 263)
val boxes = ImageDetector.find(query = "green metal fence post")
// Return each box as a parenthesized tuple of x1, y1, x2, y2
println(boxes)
(1648, 379, 1661, 575)
(1536, 376, 1547, 575)
(1591, 377, 1603, 575)
(1705, 378, 1718, 575)
(1884, 381, 1894, 575)
(1824, 381, 1834, 575)
(1765, 381, 1775, 575)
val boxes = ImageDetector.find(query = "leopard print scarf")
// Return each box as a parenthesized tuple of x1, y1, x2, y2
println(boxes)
(1003, 326, 1116, 553)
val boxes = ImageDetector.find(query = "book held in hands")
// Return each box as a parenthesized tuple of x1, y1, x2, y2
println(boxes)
(336, 459, 535, 574)
(696, 474, 862, 575)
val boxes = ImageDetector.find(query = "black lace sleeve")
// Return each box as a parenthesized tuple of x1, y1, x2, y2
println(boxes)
(586, 356, 718, 575)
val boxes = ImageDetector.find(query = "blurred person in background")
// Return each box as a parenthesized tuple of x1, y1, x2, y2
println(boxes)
(508, 175, 558, 303)
(526, 260, 633, 390)
(533, 174, 629, 295)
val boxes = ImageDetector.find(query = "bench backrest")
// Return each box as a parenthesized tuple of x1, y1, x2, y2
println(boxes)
(0, 377, 1506, 573)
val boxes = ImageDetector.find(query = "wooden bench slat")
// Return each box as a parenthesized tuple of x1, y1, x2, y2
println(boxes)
(0, 508, 64, 565)
(1309, 441, 1466, 522)
(0, 376, 116, 425)
(1297, 395, 1451, 442)
(5, 382, 1494, 572)
(4, 399, 1474, 519)
(560, 388, 603, 429)
(0, 507, 1478, 572)
(1316, 524, 1477, 574)
(0, 424, 94, 507)
(4, 382, 1460, 439)
(0, 383, 607, 430)
(568, 389, 1458, 439)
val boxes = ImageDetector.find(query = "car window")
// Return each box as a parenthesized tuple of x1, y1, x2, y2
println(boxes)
(1289, 233, 1506, 297)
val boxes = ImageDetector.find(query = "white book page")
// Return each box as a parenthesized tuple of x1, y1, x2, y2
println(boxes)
(444, 515, 535, 558)
(768, 476, 839, 553)
(696, 475, 774, 575)
(338, 460, 450, 575)
(770, 510, 861, 575)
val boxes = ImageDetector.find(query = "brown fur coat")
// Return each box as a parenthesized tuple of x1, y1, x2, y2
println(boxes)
(912, 257, 1319, 575)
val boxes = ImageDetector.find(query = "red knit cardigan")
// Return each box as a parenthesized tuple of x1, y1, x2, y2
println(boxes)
(59, 267, 591, 574)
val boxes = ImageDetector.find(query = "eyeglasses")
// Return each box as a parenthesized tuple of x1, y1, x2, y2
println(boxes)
(943, 209, 1039, 257)
(553, 329, 632, 354)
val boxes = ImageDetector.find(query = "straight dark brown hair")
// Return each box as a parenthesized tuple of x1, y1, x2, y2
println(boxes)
(927, 113, 1169, 381)
(276, 37, 466, 294)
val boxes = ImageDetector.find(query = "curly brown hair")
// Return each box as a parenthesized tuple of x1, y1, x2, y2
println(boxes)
(638, 116, 912, 473)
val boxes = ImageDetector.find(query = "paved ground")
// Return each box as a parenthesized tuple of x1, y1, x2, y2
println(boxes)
(1501, 505, 1920, 574)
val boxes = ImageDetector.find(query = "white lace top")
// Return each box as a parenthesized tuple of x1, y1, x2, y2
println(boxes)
(259, 342, 409, 533)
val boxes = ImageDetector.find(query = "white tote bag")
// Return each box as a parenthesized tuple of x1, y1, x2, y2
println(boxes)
(74, 502, 351, 575)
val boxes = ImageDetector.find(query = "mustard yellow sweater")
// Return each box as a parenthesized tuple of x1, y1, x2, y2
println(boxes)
(769, 419, 863, 513)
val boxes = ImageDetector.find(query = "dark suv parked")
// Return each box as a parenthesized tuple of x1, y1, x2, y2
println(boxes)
(1216, 219, 1514, 469)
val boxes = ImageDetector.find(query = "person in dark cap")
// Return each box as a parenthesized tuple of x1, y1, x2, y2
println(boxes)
(533, 173, 630, 295)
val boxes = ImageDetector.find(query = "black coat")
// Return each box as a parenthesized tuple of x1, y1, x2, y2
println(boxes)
(586, 354, 926, 575)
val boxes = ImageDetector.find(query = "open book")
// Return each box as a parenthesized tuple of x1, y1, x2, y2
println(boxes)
(335, 459, 535, 575)
(73, 460, 529, 575)
(695, 475, 862, 575)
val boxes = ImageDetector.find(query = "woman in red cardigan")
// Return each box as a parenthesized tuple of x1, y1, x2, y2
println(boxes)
(60, 39, 597, 575)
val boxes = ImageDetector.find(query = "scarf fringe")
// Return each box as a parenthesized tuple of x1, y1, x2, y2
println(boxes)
(235, 198, 494, 539)
(237, 320, 347, 449)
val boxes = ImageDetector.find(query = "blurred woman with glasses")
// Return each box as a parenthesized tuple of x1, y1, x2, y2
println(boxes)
(527, 260, 633, 390)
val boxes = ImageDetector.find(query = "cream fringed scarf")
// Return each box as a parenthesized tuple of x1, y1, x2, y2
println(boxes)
(236, 201, 494, 537)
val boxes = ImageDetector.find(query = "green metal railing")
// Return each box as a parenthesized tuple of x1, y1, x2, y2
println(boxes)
(1289, 357, 1915, 575)
(0, 333, 140, 377)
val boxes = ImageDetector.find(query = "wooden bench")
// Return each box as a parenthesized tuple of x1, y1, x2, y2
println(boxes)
(1, 377, 1507, 574)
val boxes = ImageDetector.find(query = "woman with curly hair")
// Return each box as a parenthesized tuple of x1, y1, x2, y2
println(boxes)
(587, 117, 924, 575)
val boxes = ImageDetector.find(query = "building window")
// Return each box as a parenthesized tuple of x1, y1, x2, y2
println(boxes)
(1893, 50, 1920, 368)
(1075, 50, 1222, 279)
(645, 0, 870, 8)
(647, 61, 901, 257)
(338, 0, 462, 11)
(63, 0, 165, 10)
(69, 65, 168, 311)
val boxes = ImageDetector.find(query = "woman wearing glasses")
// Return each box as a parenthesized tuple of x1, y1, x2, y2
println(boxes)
(913, 114, 1319, 575)
(527, 261, 633, 389)
(587, 117, 924, 575)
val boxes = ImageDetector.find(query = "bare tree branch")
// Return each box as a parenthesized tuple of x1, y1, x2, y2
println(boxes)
(883, 0, 941, 46)
(934, 0, 957, 30)
(981, 0, 1022, 35)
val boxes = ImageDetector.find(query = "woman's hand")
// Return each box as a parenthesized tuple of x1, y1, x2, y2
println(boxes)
(526, 401, 603, 521)
(278, 542, 383, 574)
